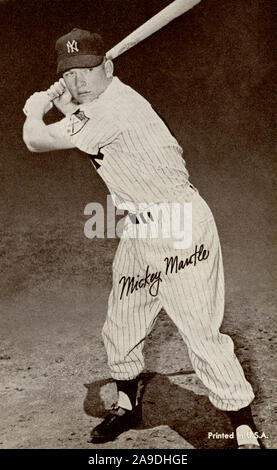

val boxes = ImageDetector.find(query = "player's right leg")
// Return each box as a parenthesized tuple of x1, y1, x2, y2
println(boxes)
(102, 236, 161, 381)
(90, 236, 161, 443)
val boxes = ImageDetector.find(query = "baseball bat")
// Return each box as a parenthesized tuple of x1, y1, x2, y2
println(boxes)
(106, 0, 201, 60)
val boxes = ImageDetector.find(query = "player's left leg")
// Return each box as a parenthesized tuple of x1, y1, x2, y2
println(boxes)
(160, 218, 255, 412)
(158, 194, 262, 447)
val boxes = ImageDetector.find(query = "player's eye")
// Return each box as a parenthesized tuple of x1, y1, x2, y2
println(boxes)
(64, 71, 75, 78)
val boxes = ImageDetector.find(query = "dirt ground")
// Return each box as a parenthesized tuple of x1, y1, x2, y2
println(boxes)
(0, 0, 276, 452)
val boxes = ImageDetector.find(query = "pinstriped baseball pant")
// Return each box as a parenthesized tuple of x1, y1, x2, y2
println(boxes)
(102, 190, 255, 411)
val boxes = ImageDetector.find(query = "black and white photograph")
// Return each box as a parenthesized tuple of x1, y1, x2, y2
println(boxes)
(0, 0, 276, 458)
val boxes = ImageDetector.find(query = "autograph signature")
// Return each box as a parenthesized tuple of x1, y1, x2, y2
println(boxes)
(119, 244, 209, 300)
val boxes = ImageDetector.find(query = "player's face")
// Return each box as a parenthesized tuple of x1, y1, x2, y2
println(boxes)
(63, 63, 108, 104)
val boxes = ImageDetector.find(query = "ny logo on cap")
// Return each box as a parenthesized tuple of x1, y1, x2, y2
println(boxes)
(66, 40, 79, 53)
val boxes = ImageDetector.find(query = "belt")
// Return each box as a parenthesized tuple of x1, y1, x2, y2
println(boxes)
(128, 182, 197, 225)
(128, 211, 154, 225)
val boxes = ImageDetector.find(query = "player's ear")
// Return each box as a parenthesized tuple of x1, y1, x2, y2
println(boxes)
(104, 58, 114, 78)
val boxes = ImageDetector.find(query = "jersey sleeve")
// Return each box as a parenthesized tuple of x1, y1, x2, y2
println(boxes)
(46, 116, 71, 139)
(67, 104, 119, 155)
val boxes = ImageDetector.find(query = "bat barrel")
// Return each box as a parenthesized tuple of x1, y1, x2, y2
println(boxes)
(106, 0, 201, 60)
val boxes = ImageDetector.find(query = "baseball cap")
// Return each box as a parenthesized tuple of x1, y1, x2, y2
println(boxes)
(55, 28, 105, 74)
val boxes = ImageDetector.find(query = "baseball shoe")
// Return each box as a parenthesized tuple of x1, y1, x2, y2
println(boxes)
(227, 406, 265, 450)
(90, 403, 142, 443)
(237, 444, 262, 449)
(237, 437, 265, 449)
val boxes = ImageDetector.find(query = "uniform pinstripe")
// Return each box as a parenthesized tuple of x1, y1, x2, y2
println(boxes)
(61, 76, 254, 411)
(62, 77, 189, 211)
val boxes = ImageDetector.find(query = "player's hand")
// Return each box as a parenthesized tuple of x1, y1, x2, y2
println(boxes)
(47, 78, 79, 116)
(23, 91, 53, 118)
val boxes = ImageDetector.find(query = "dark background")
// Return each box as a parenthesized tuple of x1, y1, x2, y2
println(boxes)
(0, 0, 276, 449)
(1, 0, 275, 231)
(1, 0, 275, 300)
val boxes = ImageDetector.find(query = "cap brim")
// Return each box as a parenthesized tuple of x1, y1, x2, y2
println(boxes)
(57, 54, 104, 74)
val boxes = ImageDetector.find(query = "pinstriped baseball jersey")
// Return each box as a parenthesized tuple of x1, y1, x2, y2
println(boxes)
(60, 76, 190, 210)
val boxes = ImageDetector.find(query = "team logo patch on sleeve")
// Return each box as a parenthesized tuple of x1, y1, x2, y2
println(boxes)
(70, 110, 90, 135)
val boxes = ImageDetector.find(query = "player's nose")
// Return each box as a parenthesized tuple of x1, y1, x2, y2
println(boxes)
(75, 71, 87, 88)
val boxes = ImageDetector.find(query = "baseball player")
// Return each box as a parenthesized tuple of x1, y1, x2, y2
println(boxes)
(23, 28, 263, 449)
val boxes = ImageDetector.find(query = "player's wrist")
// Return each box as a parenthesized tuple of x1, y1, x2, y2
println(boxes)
(52, 99, 79, 116)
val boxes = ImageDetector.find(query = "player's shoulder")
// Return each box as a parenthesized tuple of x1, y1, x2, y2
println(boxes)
(113, 77, 150, 103)
(107, 77, 153, 118)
